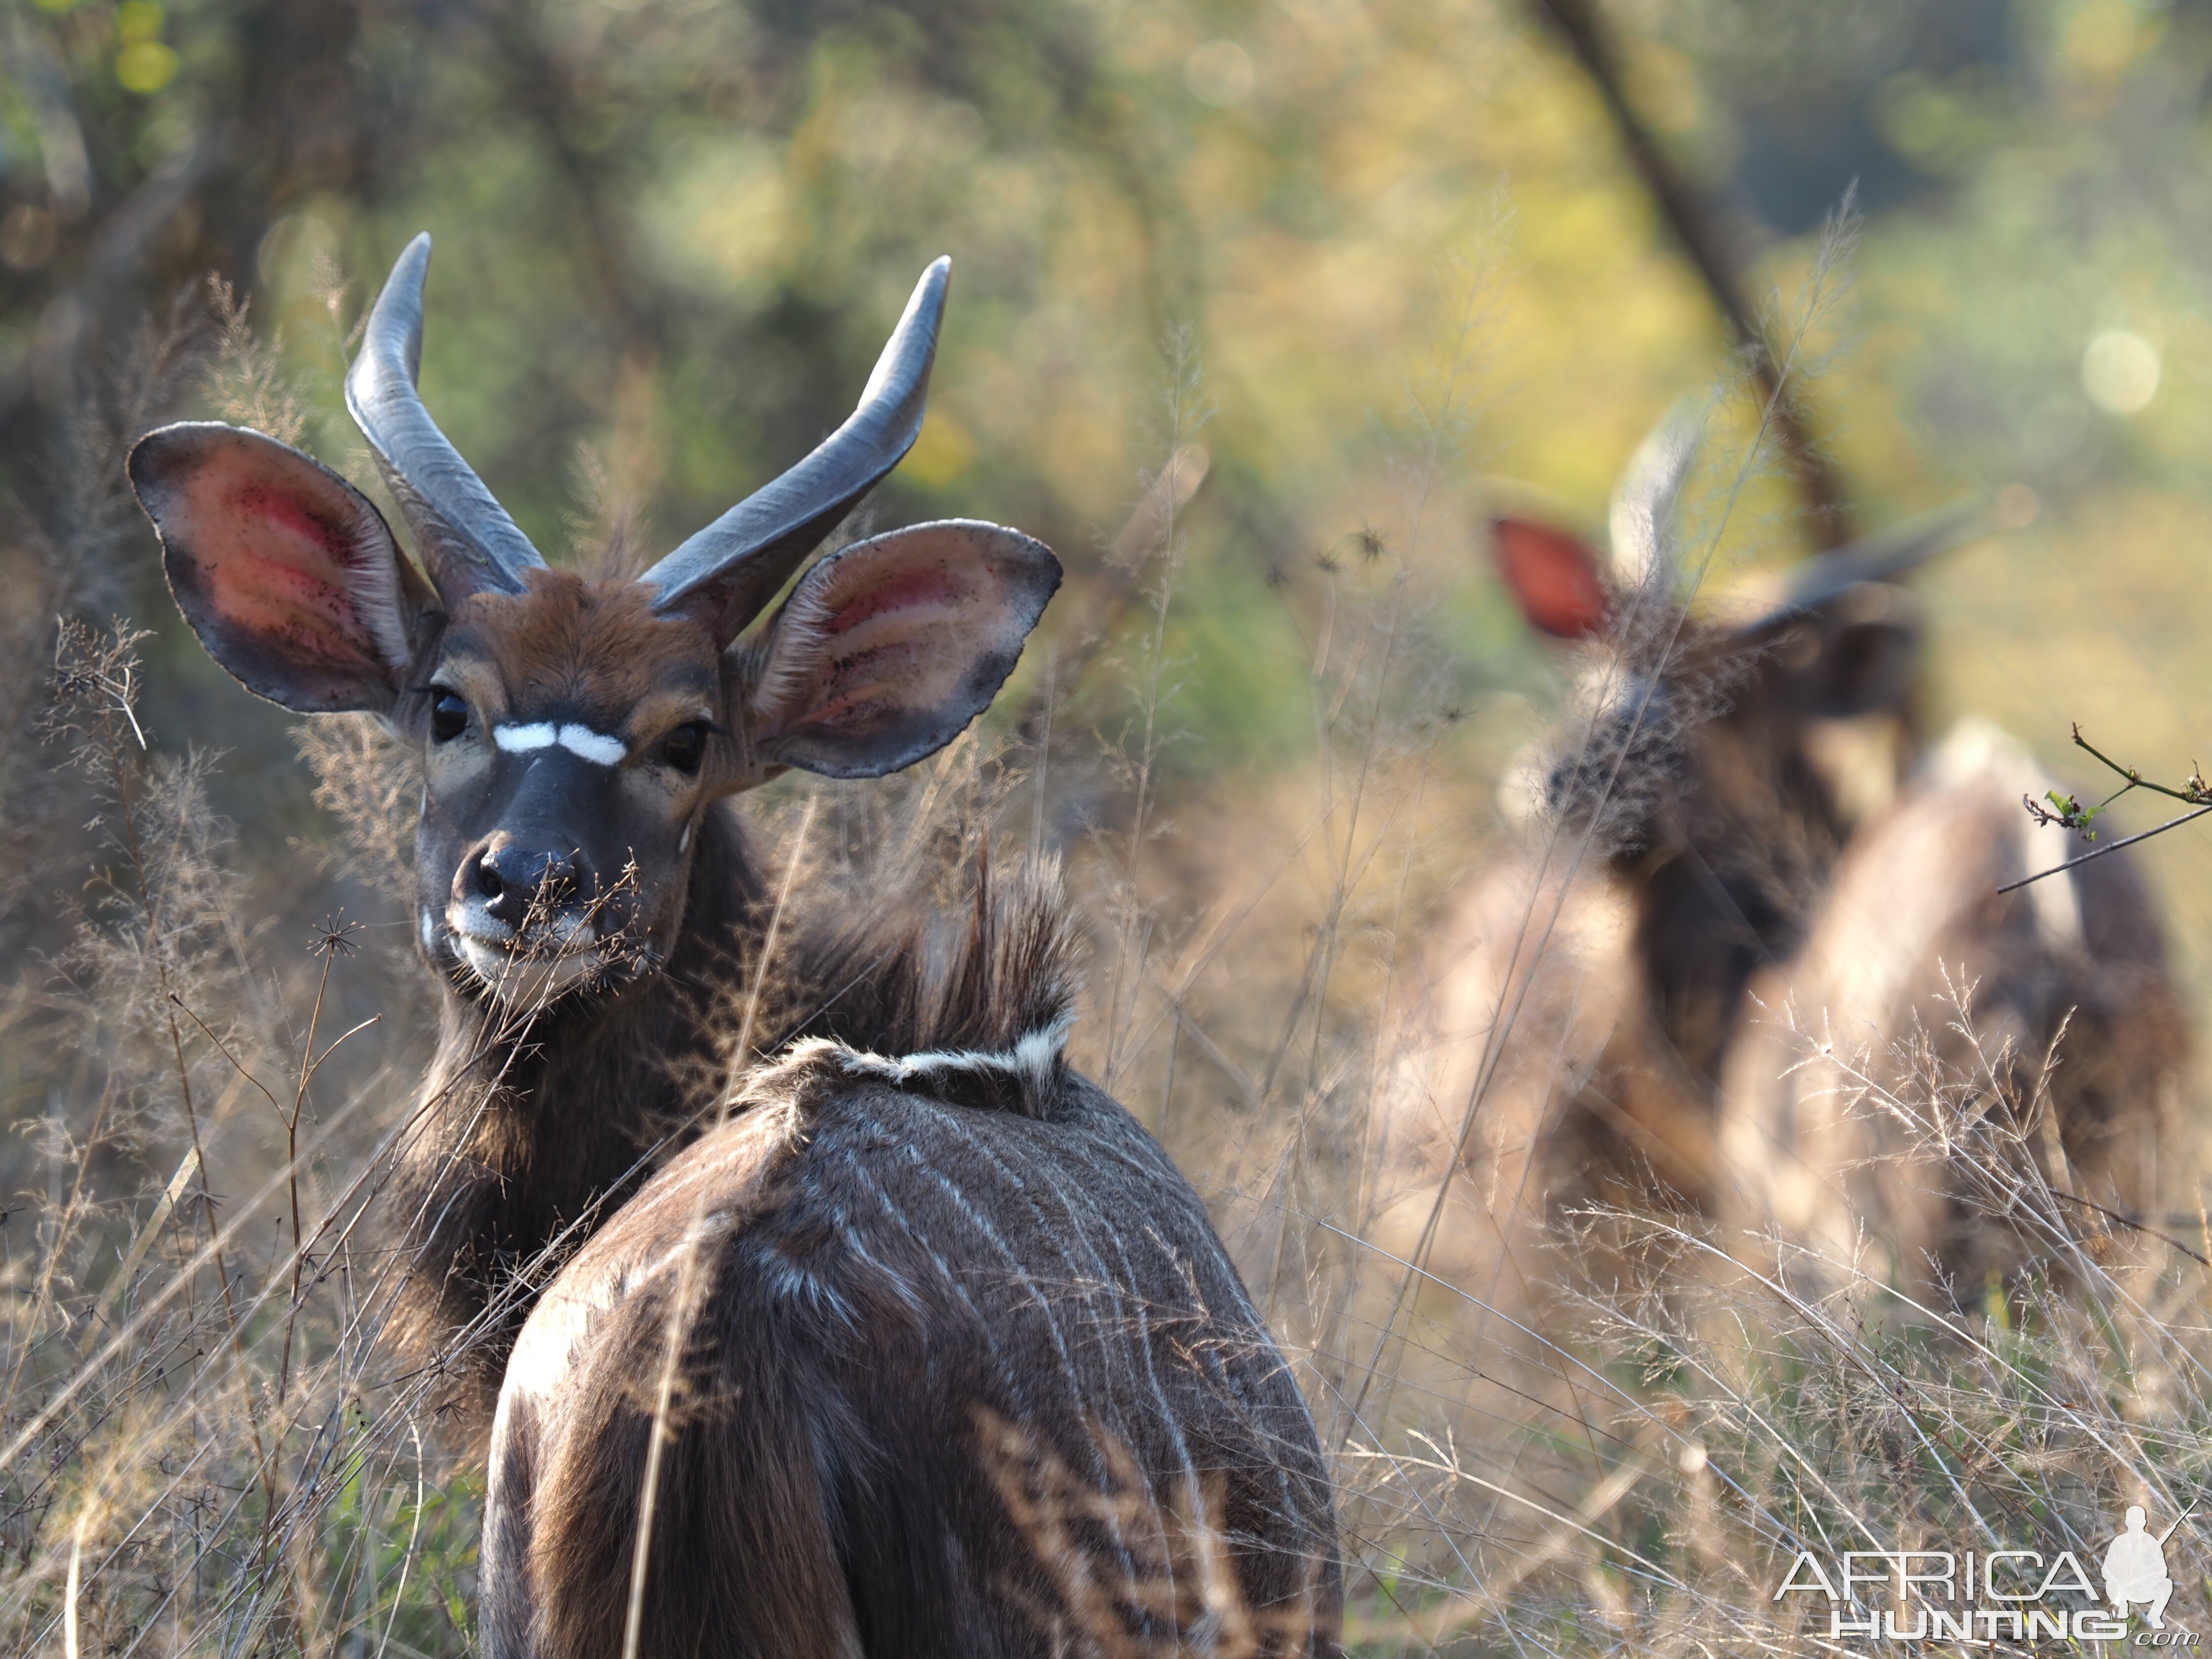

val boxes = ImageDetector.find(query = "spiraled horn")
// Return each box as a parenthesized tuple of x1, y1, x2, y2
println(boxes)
(345, 234, 547, 599)
(637, 257, 950, 636)
(1608, 397, 1704, 593)
(1730, 502, 1984, 638)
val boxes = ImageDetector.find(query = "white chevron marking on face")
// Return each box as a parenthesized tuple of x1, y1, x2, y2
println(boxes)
(553, 725, 629, 765)
(493, 722, 629, 766)
(493, 722, 556, 753)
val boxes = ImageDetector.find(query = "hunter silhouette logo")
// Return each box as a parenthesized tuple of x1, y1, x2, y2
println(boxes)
(1771, 1500, 2200, 1644)
(2106, 1503, 2193, 1633)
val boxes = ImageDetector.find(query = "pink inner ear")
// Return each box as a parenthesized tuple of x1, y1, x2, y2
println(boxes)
(755, 538, 1006, 738)
(747, 519, 1059, 775)
(196, 472, 385, 671)
(794, 647, 926, 727)
(1492, 516, 1611, 640)
(136, 424, 411, 706)
(788, 564, 969, 728)
(246, 484, 355, 565)
(822, 564, 963, 635)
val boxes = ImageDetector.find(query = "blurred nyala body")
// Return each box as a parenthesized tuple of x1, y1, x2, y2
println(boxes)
(1384, 414, 2186, 1313)
(1378, 419, 1941, 1285)
(1718, 719, 2189, 1296)
(132, 238, 1340, 1658)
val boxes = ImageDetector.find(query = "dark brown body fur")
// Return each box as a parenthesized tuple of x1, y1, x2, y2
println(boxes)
(393, 805, 1343, 1657)
(1379, 614, 1874, 1251)
(1717, 727, 2191, 1293)
(486, 1053, 1337, 1657)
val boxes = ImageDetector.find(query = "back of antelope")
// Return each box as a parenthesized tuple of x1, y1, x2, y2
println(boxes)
(1716, 721, 2191, 1295)
(133, 236, 1341, 1657)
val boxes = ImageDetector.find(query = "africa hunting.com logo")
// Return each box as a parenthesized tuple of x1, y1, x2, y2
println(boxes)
(1771, 1502, 2200, 1645)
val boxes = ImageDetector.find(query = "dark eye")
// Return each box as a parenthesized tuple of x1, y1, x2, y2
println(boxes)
(430, 691, 469, 743)
(661, 721, 711, 775)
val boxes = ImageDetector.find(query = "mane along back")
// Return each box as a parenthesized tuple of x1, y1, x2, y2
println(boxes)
(772, 849, 1083, 1116)
(491, 995, 1342, 1658)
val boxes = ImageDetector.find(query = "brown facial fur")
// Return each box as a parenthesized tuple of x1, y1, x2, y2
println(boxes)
(436, 573, 729, 761)
(408, 571, 755, 999)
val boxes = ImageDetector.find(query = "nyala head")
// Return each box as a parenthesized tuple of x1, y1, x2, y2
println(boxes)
(132, 236, 1059, 1009)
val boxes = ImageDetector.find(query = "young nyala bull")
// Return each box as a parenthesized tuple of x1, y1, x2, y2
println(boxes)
(1359, 424, 1963, 1499)
(131, 237, 1341, 1658)
(1377, 420, 1960, 1282)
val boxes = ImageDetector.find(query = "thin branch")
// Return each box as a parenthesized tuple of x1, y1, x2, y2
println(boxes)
(1998, 802, 2212, 894)
(1526, 0, 1852, 544)
(2049, 1191, 2212, 1268)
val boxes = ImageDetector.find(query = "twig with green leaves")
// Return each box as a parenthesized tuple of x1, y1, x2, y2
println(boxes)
(2006, 723, 2212, 894)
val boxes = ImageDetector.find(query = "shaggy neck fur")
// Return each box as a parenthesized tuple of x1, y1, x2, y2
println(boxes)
(1631, 700, 1850, 1087)
(389, 800, 1079, 1422)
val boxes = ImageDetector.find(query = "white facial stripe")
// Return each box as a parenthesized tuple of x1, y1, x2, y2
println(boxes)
(494, 721, 556, 754)
(491, 722, 630, 766)
(557, 725, 628, 765)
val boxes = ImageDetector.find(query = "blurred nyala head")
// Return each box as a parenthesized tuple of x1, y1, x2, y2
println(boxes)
(131, 235, 1059, 1011)
(1489, 415, 1970, 868)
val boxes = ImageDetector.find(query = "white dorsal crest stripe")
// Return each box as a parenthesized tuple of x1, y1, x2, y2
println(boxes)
(831, 1012, 1074, 1094)
(493, 722, 629, 766)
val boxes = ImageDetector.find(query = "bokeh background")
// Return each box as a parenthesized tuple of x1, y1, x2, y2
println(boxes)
(10, 0, 2212, 963)
(6, 0, 2212, 1650)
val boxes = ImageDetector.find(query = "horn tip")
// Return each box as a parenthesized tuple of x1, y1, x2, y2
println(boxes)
(919, 256, 951, 312)
(371, 234, 434, 311)
(396, 232, 433, 284)
(916, 256, 951, 307)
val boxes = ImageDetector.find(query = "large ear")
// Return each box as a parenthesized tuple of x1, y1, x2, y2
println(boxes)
(129, 422, 429, 714)
(745, 519, 1060, 778)
(1490, 516, 1611, 640)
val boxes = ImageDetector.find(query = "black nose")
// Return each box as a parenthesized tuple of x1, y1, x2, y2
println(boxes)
(472, 843, 594, 928)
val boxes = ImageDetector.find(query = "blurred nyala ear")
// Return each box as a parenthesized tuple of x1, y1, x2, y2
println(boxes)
(743, 520, 1061, 778)
(130, 422, 435, 715)
(1491, 516, 1611, 640)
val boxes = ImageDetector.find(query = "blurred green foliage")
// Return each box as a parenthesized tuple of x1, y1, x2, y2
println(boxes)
(5, 0, 2212, 914)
